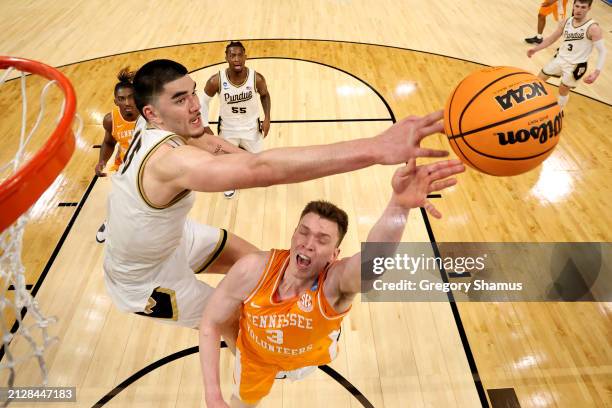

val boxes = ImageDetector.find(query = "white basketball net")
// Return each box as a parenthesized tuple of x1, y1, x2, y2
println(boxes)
(0, 66, 82, 393)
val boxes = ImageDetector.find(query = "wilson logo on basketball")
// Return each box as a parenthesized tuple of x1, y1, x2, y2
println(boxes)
(497, 111, 563, 146)
(298, 293, 313, 313)
(494, 82, 548, 111)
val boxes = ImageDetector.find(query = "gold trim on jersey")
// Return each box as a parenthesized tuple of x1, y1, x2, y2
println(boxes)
(570, 18, 593, 29)
(253, 70, 258, 94)
(194, 229, 228, 273)
(225, 67, 250, 88)
(137, 134, 191, 210)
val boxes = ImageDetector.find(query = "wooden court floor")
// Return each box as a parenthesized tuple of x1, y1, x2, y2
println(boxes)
(1, 2, 611, 407)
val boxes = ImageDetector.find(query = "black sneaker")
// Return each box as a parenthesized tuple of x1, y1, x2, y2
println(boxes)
(525, 36, 543, 44)
(96, 222, 107, 243)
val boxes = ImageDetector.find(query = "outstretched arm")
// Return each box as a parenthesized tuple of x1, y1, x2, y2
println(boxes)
(527, 20, 565, 57)
(256, 73, 271, 137)
(187, 133, 246, 155)
(199, 252, 268, 408)
(166, 111, 450, 193)
(325, 157, 465, 308)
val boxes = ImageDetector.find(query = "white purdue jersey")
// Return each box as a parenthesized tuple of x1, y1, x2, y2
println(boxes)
(103, 126, 195, 312)
(218, 68, 260, 139)
(558, 18, 597, 64)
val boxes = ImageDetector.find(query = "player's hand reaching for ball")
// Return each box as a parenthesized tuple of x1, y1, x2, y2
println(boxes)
(375, 110, 449, 165)
(390, 158, 465, 218)
(527, 48, 537, 58)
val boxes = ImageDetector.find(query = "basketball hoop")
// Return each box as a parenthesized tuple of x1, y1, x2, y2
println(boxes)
(0, 56, 78, 394)
(0, 57, 76, 232)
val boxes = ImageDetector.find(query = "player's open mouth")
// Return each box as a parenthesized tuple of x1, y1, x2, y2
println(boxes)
(296, 254, 311, 267)
(190, 116, 201, 125)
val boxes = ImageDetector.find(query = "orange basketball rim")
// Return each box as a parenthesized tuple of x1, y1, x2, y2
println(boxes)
(0, 56, 76, 232)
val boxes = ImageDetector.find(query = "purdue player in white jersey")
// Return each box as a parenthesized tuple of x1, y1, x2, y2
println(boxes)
(103, 58, 451, 329)
(201, 41, 271, 198)
(527, 0, 606, 109)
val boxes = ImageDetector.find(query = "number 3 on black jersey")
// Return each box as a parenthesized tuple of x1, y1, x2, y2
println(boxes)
(231, 107, 247, 114)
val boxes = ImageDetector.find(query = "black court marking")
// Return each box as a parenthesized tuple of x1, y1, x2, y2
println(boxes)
(319, 365, 374, 408)
(11, 38, 608, 107)
(57, 202, 78, 207)
(0, 175, 100, 361)
(190, 55, 396, 123)
(92, 144, 101, 148)
(7, 285, 34, 291)
(2, 41, 477, 405)
(427, 194, 442, 199)
(420, 208, 489, 407)
(93, 343, 374, 408)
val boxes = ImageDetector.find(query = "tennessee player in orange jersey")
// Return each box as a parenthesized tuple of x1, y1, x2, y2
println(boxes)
(95, 68, 139, 176)
(525, 0, 568, 44)
(200, 156, 465, 407)
(95, 68, 139, 243)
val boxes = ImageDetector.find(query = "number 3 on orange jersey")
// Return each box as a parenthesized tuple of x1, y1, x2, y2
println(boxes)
(265, 329, 283, 345)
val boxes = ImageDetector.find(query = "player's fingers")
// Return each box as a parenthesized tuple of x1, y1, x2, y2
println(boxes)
(415, 147, 449, 158)
(416, 121, 444, 141)
(425, 161, 465, 179)
(418, 110, 443, 127)
(428, 177, 457, 193)
(423, 159, 462, 172)
(396, 159, 416, 177)
(397, 115, 421, 124)
(423, 200, 442, 219)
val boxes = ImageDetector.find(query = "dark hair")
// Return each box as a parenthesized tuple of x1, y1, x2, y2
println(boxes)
(114, 67, 135, 95)
(132, 59, 188, 116)
(300, 201, 349, 246)
(574, 0, 592, 6)
(225, 41, 246, 54)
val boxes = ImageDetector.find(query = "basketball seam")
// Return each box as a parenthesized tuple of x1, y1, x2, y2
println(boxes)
(460, 102, 560, 160)
(448, 101, 559, 140)
(447, 76, 488, 173)
(457, 71, 532, 140)
(466, 143, 558, 161)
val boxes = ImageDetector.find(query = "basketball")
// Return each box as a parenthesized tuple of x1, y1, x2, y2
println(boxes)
(444, 66, 563, 176)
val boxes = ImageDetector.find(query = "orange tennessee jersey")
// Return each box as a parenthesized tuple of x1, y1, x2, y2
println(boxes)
(237, 249, 350, 371)
(110, 106, 136, 171)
